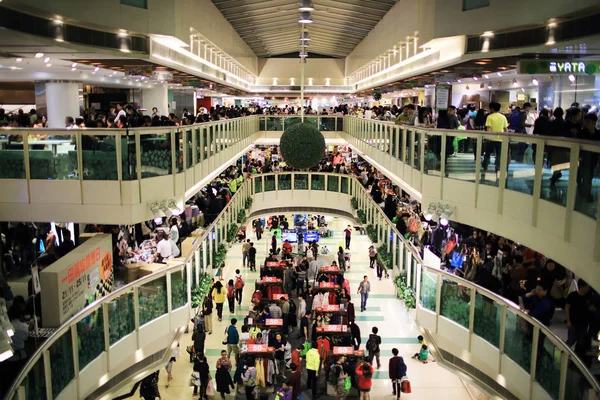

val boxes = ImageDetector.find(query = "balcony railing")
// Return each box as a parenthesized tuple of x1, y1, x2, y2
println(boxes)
(7, 171, 599, 400)
(341, 116, 600, 293)
(5, 178, 252, 400)
(257, 115, 343, 132)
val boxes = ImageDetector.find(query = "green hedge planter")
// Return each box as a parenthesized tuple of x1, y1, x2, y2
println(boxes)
(280, 122, 326, 170)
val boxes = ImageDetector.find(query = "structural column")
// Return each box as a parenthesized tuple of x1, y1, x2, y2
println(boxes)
(44, 82, 80, 128)
(141, 85, 169, 117)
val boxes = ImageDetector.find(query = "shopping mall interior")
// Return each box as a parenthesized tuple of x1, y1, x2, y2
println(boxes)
(0, 1, 599, 399)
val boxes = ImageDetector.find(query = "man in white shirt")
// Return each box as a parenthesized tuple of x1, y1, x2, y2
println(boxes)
(115, 103, 126, 122)
(524, 102, 537, 135)
(169, 218, 179, 244)
(170, 238, 181, 258)
(154, 231, 172, 262)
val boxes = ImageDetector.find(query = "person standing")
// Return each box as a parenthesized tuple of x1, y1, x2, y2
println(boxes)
(242, 359, 257, 400)
(389, 348, 407, 399)
(215, 359, 234, 399)
(365, 327, 382, 369)
(215, 349, 232, 371)
(169, 217, 179, 246)
(248, 242, 257, 271)
(139, 370, 161, 400)
(355, 361, 375, 400)
(202, 294, 213, 334)
(332, 355, 349, 400)
(234, 269, 245, 306)
(272, 333, 287, 384)
(226, 279, 236, 313)
(212, 281, 226, 321)
(226, 318, 240, 364)
(349, 321, 361, 350)
(566, 279, 592, 358)
(254, 219, 263, 241)
(305, 342, 320, 399)
(193, 353, 210, 399)
(368, 246, 377, 269)
(288, 363, 302, 400)
(271, 232, 278, 255)
(358, 275, 371, 312)
(344, 225, 352, 250)
(242, 239, 251, 268)
(483, 102, 508, 172)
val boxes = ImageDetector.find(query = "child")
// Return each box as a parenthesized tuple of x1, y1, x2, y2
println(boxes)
(277, 381, 293, 400)
(165, 344, 179, 387)
(413, 344, 429, 363)
(321, 246, 330, 255)
(415, 335, 436, 362)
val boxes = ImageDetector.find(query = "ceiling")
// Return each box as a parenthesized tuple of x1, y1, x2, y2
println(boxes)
(211, 0, 397, 58)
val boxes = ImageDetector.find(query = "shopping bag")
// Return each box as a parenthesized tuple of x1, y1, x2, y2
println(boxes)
(190, 371, 200, 386)
(344, 376, 352, 393)
(206, 377, 215, 397)
(401, 379, 412, 393)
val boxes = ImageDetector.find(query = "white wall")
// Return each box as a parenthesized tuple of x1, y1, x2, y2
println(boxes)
(141, 85, 168, 116)
(45, 82, 80, 128)
(256, 58, 346, 86)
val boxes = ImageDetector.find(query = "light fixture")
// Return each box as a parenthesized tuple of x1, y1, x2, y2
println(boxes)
(483, 74, 489, 79)
(532, 77, 539, 86)
(457, 79, 462, 83)
(0, 331, 13, 362)
(94, 66, 100, 72)
(71, 62, 77, 68)
(298, 12, 313, 23)
(473, 76, 478, 81)
(568, 74, 575, 82)
(424, 203, 436, 221)
(34, 53, 44, 58)
(440, 208, 452, 226)
(512, 79, 518, 87)
(300, 31, 311, 41)
(298, 0, 314, 12)
(466, 85, 470, 90)
(43, 57, 50, 63)
(487, 84, 493, 89)
(497, 72, 502, 77)
(15, 58, 22, 62)
(45, 63, 52, 67)
(71, 67, 76, 71)
(160, 201, 173, 219)
(150, 203, 165, 224)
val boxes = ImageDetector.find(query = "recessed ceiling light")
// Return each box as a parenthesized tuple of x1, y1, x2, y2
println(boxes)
(45, 63, 52, 67)
(71, 67, 76, 71)
(35, 53, 44, 58)
(72, 62, 77, 68)
(94, 67, 99, 72)
(44, 57, 50, 63)
(15, 58, 22, 62)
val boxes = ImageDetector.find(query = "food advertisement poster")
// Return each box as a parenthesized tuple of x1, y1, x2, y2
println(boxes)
(40, 234, 114, 327)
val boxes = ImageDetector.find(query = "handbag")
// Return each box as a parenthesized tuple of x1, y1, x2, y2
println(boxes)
(190, 371, 200, 386)
(206, 376, 215, 397)
(222, 327, 229, 345)
(450, 251, 464, 269)
(401, 379, 412, 393)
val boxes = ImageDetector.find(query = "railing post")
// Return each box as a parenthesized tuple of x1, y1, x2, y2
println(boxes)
(474, 135, 483, 208)
(434, 271, 442, 333)
(468, 286, 476, 352)
(529, 325, 540, 399)
(43, 350, 53, 400)
(498, 304, 507, 373)
(558, 351, 568, 400)
(71, 324, 80, 396)
(102, 302, 110, 371)
(134, 285, 140, 348)
(564, 144, 579, 242)
(497, 136, 510, 215)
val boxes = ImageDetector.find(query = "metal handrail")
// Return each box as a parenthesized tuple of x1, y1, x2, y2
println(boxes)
(5, 178, 250, 399)
(354, 175, 600, 396)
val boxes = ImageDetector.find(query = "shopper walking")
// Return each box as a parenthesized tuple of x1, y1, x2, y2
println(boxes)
(271, 232, 278, 254)
(248, 242, 257, 271)
(234, 269, 245, 305)
(305, 342, 321, 399)
(331, 355, 349, 400)
(242, 239, 251, 267)
(212, 281, 226, 321)
(358, 275, 371, 312)
(242, 359, 257, 400)
(365, 327, 382, 369)
(368, 246, 377, 269)
(389, 348, 407, 399)
(192, 352, 210, 398)
(193, 325, 206, 357)
(225, 318, 240, 364)
(254, 219, 263, 241)
(344, 225, 352, 249)
(216, 361, 234, 399)
(273, 333, 287, 384)
(202, 294, 213, 334)
(337, 246, 346, 271)
(226, 279, 235, 313)
(375, 260, 383, 280)
(139, 370, 161, 400)
(165, 345, 179, 387)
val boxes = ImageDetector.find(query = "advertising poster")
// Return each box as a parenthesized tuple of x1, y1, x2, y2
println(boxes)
(40, 234, 113, 327)
(435, 84, 450, 111)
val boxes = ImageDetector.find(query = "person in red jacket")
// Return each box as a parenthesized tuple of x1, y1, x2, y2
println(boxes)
(355, 361, 374, 400)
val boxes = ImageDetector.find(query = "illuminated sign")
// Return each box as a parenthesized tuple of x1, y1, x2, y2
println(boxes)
(517, 60, 600, 75)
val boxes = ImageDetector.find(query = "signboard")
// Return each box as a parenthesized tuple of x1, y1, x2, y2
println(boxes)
(261, 277, 280, 283)
(333, 346, 354, 355)
(518, 60, 600, 75)
(152, 70, 174, 81)
(124, 65, 153, 77)
(40, 234, 113, 327)
(320, 266, 339, 272)
(272, 293, 288, 300)
(303, 231, 319, 243)
(265, 261, 281, 268)
(321, 324, 347, 333)
(323, 304, 340, 312)
(247, 344, 269, 352)
(435, 84, 450, 111)
(319, 282, 335, 288)
(265, 318, 283, 326)
(31, 266, 41, 295)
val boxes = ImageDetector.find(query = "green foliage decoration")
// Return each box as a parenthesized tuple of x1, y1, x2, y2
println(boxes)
(227, 224, 239, 242)
(245, 197, 253, 209)
(373, 89, 382, 101)
(394, 274, 416, 309)
(350, 197, 358, 210)
(191, 274, 213, 308)
(357, 210, 366, 224)
(280, 122, 326, 170)
(366, 224, 378, 244)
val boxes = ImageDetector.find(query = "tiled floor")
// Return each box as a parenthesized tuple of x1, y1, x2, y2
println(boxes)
(136, 217, 483, 399)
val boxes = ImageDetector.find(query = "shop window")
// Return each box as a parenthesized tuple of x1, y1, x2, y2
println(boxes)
(121, 0, 148, 9)
(463, 0, 489, 11)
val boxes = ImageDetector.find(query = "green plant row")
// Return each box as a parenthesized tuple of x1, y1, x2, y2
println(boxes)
(377, 246, 392, 271)
(212, 244, 228, 269)
(357, 209, 366, 224)
(366, 224, 378, 244)
(350, 197, 358, 210)
(227, 224, 239, 242)
(191, 274, 212, 308)
(245, 196, 253, 209)
(394, 274, 416, 309)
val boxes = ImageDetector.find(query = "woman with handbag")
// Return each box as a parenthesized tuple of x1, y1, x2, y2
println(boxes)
(226, 279, 236, 313)
(192, 352, 210, 399)
(212, 281, 226, 321)
(242, 359, 257, 400)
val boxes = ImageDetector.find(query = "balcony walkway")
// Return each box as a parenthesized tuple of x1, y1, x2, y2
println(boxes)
(140, 217, 484, 400)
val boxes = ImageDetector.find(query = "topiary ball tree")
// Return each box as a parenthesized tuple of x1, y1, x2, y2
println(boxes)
(280, 122, 326, 170)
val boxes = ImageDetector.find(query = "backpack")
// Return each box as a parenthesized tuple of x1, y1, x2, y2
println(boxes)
(243, 373, 256, 387)
(328, 364, 341, 385)
(227, 285, 234, 298)
(236, 276, 244, 289)
(408, 218, 419, 233)
(288, 299, 297, 317)
(366, 336, 378, 353)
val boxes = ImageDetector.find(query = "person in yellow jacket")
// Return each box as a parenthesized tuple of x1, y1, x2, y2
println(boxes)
(212, 281, 226, 321)
(306, 343, 320, 399)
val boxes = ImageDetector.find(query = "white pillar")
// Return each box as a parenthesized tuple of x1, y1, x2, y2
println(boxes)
(141, 85, 168, 117)
(45, 82, 80, 128)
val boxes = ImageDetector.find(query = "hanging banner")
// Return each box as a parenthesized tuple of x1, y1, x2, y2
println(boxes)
(435, 84, 450, 111)
(40, 234, 113, 327)
(124, 65, 153, 77)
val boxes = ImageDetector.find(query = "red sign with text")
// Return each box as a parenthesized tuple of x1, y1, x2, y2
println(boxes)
(262, 277, 280, 283)
(320, 266, 339, 272)
(323, 304, 340, 312)
(266, 261, 283, 268)
(319, 282, 335, 288)
(333, 346, 354, 355)
(247, 344, 268, 352)
(265, 318, 283, 326)
(272, 294, 288, 300)
(62, 246, 101, 284)
(322, 324, 347, 332)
